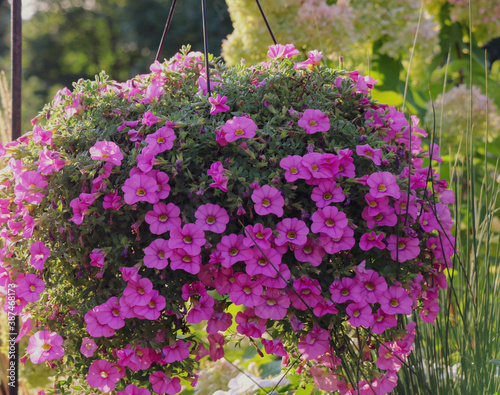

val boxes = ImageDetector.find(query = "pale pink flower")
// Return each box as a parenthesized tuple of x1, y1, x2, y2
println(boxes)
(298, 109, 330, 134)
(30, 242, 50, 270)
(221, 116, 258, 142)
(145, 202, 181, 235)
(16, 274, 45, 303)
(251, 185, 284, 217)
(86, 359, 121, 392)
(80, 337, 98, 358)
(293, 50, 323, 69)
(37, 149, 66, 175)
(27, 331, 64, 364)
(194, 203, 229, 233)
(14, 171, 47, 205)
(267, 43, 299, 59)
(89, 141, 123, 166)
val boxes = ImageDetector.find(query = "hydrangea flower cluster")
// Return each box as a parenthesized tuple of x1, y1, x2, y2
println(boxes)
(0, 44, 454, 394)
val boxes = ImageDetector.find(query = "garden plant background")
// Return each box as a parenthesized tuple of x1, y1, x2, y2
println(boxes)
(0, 0, 499, 394)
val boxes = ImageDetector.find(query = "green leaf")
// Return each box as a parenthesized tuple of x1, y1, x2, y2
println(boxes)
(295, 383, 315, 394)
(371, 89, 404, 107)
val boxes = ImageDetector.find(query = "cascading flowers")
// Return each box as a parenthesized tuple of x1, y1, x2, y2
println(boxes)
(0, 44, 455, 394)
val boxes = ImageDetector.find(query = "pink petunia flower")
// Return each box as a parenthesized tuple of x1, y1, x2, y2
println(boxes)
(89, 141, 123, 166)
(245, 247, 282, 277)
(356, 144, 383, 165)
(293, 50, 323, 69)
(251, 185, 284, 217)
(89, 248, 105, 267)
(186, 294, 215, 323)
(329, 277, 363, 303)
(122, 174, 159, 205)
(236, 308, 267, 338)
(80, 337, 98, 358)
(16, 274, 45, 303)
(419, 299, 440, 324)
(194, 203, 229, 234)
(30, 242, 50, 270)
(122, 277, 154, 307)
(27, 331, 64, 364)
(297, 325, 330, 360)
(279, 155, 310, 182)
(386, 235, 420, 262)
(149, 372, 181, 395)
(37, 148, 66, 175)
(301, 152, 335, 180)
(376, 341, 405, 371)
(14, 171, 47, 205)
(221, 116, 258, 143)
(133, 289, 166, 320)
(379, 286, 413, 315)
(366, 171, 401, 199)
(150, 170, 171, 199)
(355, 268, 388, 304)
(168, 224, 206, 255)
(103, 190, 123, 210)
(95, 297, 125, 330)
(162, 339, 191, 363)
(274, 218, 309, 246)
(298, 109, 330, 134)
(346, 301, 375, 328)
(261, 338, 287, 357)
(209, 94, 230, 115)
(229, 272, 263, 307)
(86, 359, 121, 392)
(267, 43, 299, 59)
(142, 110, 160, 126)
(359, 231, 386, 251)
(289, 276, 323, 311)
(311, 180, 345, 208)
(84, 309, 115, 338)
(145, 202, 181, 235)
(117, 384, 151, 395)
(293, 237, 325, 267)
(372, 309, 398, 334)
(144, 238, 171, 269)
(361, 206, 398, 229)
(311, 206, 348, 239)
(144, 126, 176, 155)
(170, 248, 202, 274)
(216, 233, 253, 268)
(254, 287, 290, 320)
(243, 223, 273, 249)
(69, 193, 97, 225)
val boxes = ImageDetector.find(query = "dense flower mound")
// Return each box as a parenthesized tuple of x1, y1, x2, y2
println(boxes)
(0, 45, 455, 394)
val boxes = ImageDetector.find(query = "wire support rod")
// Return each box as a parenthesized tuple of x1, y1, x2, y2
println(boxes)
(255, 0, 277, 45)
(155, 0, 179, 62)
(201, 0, 211, 97)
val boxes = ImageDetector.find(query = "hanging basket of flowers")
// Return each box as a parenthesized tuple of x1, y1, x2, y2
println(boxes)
(0, 44, 455, 394)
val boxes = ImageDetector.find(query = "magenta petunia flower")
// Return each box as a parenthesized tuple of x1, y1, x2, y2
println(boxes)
(149, 372, 181, 395)
(216, 233, 253, 268)
(379, 286, 413, 315)
(162, 339, 191, 363)
(26, 331, 64, 364)
(243, 223, 273, 249)
(122, 277, 154, 307)
(311, 206, 348, 239)
(293, 237, 325, 267)
(376, 341, 405, 371)
(311, 180, 345, 208)
(355, 269, 388, 304)
(356, 143, 383, 165)
(117, 384, 151, 395)
(80, 337, 98, 358)
(372, 309, 398, 334)
(136, 151, 156, 173)
(89, 248, 105, 267)
(145, 202, 181, 235)
(261, 338, 288, 357)
(366, 171, 401, 199)
(30, 242, 50, 270)
(144, 239, 171, 269)
(69, 193, 97, 225)
(122, 174, 159, 205)
(279, 155, 310, 182)
(16, 274, 45, 303)
(346, 301, 375, 328)
(386, 235, 420, 262)
(298, 109, 330, 134)
(209, 94, 230, 115)
(186, 294, 215, 324)
(254, 287, 290, 320)
(329, 277, 363, 303)
(289, 276, 323, 311)
(168, 224, 206, 255)
(274, 218, 309, 246)
(14, 171, 47, 205)
(194, 203, 229, 234)
(142, 110, 160, 126)
(89, 141, 123, 166)
(103, 190, 123, 210)
(95, 296, 125, 330)
(251, 185, 285, 217)
(359, 231, 386, 251)
(86, 359, 121, 392)
(170, 248, 202, 274)
(144, 126, 176, 155)
(37, 148, 66, 175)
(420, 299, 440, 323)
(236, 308, 267, 338)
(361, 206, 398, 229)
(221, 116, 258, 143)
(133, 289, 166, 320)
(245, 247, 282, 277)
(267, 43, 299, 59)
(364, 193, 390, 217)
(301, 152, 335, 180)
(297, 325, 330, 360)
(84, 309, 115, 338)
(229, 272, 263, 308)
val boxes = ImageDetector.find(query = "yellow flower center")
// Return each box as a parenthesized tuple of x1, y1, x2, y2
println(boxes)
(341, 289, 349, 296)
(369, 201, 377, 207)
(244, 286, 252, 295)
(365, 151, 373, 157)
(30, 285, 36, 292)
(353, 309, 360, 317)
(138, 287, 145, 295)
(302, 289, 311, 295)
(206, 216, 216, 224)
(365, 283, 375, 291)
(290, 167, 298, 174)
(256, 232, 265, 239)
(287, 231, 296, 239)
(112, 308, 120, 317)
(258, 258, 267, 266)
(398, 242, 406, 250)
(157, 137, 165, 144)
(267, 298, 277, 306)
(148, 300, 156, 308)
(158, 251, 165, 259)
(42, 343, 51, 351)
(309, 120, 318, 127)
(159, 214, 168, 222)
(303, 245, 312, 254)
(235, 128, 245, 136)
(262, 198, 271, 207)
(229, 248, 238, 256)
(100, 371, 109, 379)
(390, 299, 399, 307)
(374, 213, 383, 221)
(323, 192, 332, 200)
(101, 153, 110, 158)
(326, 219, 335, 227)
(378, 184, 387, 192)
(136, 188, 146, 196)
(183, 236, 193, 244)
(311, 164, 319, 172)
(182, 255, 192, 263)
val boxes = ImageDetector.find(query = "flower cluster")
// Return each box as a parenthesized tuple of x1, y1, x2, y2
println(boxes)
(0, 44, 454, 394)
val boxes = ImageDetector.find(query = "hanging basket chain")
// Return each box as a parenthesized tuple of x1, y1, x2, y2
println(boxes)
(255, 0, 278, 45)
(155, 0, 179, 62)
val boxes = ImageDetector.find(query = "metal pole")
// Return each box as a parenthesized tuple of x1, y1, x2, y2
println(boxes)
(201, 0, 211, 97)
(9, 1, 21, 393)
(155, 0, 178, 62)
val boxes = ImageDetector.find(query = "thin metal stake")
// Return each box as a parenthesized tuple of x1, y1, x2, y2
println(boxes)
(201, 0, 211, 97)
(155, 0, 179, 62)
(255, 0, 277, 45)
